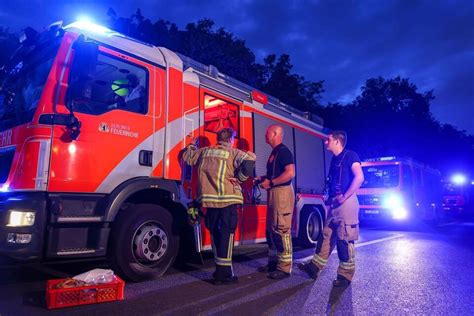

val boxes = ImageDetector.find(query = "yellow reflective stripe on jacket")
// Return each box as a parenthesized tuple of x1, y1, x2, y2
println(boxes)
(217, 159, 225, 195)
(203, 148, 230, 159)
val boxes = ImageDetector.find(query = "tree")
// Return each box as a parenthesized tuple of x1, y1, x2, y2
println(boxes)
(323, 76, 474, 175)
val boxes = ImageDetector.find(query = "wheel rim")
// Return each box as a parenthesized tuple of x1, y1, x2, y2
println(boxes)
(132, 221, 169, 265)
(306, 212, 320, 243)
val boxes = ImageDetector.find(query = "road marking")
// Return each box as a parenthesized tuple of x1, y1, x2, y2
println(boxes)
(294, 234, 404, 263)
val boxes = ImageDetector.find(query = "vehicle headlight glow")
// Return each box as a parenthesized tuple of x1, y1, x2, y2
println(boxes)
(7, 211, 36, 227)
(383, 194, 403, 208)
(391, 207, 408, 220)
(383, 194, 408, 220)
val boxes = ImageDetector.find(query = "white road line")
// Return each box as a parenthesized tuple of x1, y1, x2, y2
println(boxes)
(294, 234, 404, 263)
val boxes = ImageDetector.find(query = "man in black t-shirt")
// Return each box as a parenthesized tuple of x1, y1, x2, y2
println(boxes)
(298, 130, 364, 287)
(257, 125, 295, 280)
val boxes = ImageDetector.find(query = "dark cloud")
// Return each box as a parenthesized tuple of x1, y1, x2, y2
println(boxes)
(2, 0, 473, 133)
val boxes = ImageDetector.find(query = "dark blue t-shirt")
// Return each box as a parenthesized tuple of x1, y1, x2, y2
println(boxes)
(328, 149, 361, 197)
(266, 143, 294, 187)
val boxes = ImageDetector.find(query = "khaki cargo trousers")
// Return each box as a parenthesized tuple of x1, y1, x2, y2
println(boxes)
(266, 185, 295, 274)
(310, 194, 360, 281)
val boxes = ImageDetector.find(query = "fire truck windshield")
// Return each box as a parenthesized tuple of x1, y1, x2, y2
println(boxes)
(0, 41, 59, 132)
(361, 164, 400, 188)
(443, 184, 462, 195)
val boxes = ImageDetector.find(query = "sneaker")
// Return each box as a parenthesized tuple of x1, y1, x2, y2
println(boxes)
(332, 275, 350, 287)
(257, 262, 277, 273)
(268, 270, 291, 280)
(213, 276, 239, 286)
(297, 261, 319, 280)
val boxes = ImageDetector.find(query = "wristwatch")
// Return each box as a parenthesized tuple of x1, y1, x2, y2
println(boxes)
(269, 179, 275, 188)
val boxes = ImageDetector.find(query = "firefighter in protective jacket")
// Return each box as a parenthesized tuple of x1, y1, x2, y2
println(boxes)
(183, 128, 256, 285)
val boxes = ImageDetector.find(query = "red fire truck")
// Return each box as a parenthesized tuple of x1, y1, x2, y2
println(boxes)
(0, 21, 329, 281)
(442, 176, 473, 217)
(357, 157, 443, 223)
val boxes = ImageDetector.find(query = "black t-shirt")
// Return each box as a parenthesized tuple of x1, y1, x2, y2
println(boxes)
(328, 149, 361, 197)
(266, 143, 294, 187)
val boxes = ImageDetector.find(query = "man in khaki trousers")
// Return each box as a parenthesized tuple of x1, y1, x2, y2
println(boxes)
(298, 130, 364, 287)
(257, 125, 295, 280)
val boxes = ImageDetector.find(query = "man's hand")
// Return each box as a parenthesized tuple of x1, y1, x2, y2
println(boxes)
(336, 194, 347, 205)
(229, 177, 240, 186)
(260, 179, 271, 190)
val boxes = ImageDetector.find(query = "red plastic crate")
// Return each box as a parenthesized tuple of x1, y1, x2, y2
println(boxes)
(46, 276, 125, 309)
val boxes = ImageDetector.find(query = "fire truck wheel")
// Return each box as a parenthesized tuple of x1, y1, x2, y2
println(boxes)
(109, 203, 179, 282)
(298, 206, 323, 248)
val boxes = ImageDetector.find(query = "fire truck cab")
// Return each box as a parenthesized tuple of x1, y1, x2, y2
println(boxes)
(442, 177, 473, 217)
(357, 157, 443, 223)
(0, 21, 329, 281)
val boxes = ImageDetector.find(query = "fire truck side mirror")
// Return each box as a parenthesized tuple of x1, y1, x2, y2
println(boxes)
(67, 37, 98, 107)
(71, 36, 98, 79)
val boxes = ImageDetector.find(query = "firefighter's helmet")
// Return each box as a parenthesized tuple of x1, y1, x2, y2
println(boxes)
(111, 79, 129, 97)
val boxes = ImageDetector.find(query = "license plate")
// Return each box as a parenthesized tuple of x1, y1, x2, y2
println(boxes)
(364, 209, 380, 214)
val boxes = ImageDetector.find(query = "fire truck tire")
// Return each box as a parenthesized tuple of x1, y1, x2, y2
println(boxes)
(297, 206, 323, 248)
(108, 203, 179, 282)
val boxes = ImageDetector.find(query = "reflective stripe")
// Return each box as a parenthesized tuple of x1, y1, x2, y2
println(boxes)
(227, 234, 234, 259)
(215, 256, 233, 266)
(203, 148, 230, 159)
(198, 198, 243, 204)
(217, 160, 224, 195)
(339, 261, 355, 270)
(236, 152, 249, 165)
(312, 254, 328, 267)
(237, 170, 248, 182)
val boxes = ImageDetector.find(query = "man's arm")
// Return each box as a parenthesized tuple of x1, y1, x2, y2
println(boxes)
(182, 142, 202, 166)
(260, 164, 295, 189)
(235, 151, 256, 182)
(337, 162, 364, 203)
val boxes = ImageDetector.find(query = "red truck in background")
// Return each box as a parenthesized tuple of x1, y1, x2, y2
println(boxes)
(357, 157, 443, 223)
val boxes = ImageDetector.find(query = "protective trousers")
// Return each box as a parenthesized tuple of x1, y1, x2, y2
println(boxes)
(310, 194, 360, 281)
(205, 204, 238, 280)
(266, 185, 295, 274)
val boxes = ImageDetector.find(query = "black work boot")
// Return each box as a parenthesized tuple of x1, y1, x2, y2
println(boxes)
(257, 261, 277, 273)
(213, 275, 239, 286)
(268, 270, 291, 280)
(297, 261, 320, 280)
(332, 275, 351, 287)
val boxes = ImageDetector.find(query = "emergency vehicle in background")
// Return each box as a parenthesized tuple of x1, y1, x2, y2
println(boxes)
(0, 21, 330, 281)
(357, 157, 443, 223)
(442, 175, 473, 217)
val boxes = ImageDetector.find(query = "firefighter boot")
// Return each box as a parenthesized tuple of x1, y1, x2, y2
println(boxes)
(268, 270, 291, 280)
(332, 274, 351, 287)
(257, 261, 277, 273)
(297, 261, 320, 280)
(213, 275, 239, 286)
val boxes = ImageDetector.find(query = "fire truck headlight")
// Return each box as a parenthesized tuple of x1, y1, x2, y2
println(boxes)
(7, 211, 36, 227)
(391, 207, 408, 220)
(383, 194, 403, 209)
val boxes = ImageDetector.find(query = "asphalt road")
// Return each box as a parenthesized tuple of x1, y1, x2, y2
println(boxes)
(1, 219, 473, 315)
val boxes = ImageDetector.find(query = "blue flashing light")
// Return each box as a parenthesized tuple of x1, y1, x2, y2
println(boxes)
(0, 184, 9, 192)
(451, 174, 467, 185)
(67, 19, 115, 36)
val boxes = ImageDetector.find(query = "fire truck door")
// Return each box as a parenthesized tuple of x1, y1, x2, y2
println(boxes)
(48, 48, 155, 194)
(198, 91, 244, 245)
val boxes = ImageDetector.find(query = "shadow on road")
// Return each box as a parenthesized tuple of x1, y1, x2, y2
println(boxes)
(325, 285, 353, 315)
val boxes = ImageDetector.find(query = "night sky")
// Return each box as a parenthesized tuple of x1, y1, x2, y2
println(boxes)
(1, 0, 473, 134)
